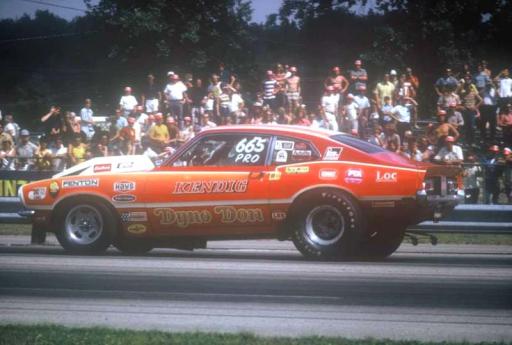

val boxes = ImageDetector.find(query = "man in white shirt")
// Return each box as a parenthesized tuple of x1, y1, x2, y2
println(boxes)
(3, 114, 20, 142)
(496, 68, 512, 111)
(343, 94, 359, 133)
(392, 96, 417, 139)
(119, 87, 138, 117)
(80, 98, 95, 140)
(434, 136, 463, 164)
(164, 74, 188, 128)
(321, 86, 340, 117)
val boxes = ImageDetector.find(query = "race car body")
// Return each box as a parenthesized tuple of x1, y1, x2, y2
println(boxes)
(19, 125, 464, 258)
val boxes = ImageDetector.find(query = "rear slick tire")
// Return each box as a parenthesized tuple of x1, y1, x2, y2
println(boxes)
(357, 229, 405, 259)
(114, 237, 153, 255)
(291, 191, 363, 260)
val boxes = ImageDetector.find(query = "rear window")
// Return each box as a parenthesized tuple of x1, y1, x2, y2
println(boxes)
(330, 134, 387, 154)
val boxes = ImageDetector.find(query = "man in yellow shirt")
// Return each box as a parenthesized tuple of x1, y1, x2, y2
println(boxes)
(148, 113, 169, 150)
(374, 74, 396, 107)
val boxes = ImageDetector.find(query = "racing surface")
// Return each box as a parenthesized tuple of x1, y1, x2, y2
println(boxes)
(0, 237, 511, 342)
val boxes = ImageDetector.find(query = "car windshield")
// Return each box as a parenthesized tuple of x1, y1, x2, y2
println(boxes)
(330, 134, 387, 154)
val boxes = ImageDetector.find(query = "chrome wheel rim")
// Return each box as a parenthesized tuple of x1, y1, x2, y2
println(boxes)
(305, 205, 345, 246)
(64, 205, 103, 245)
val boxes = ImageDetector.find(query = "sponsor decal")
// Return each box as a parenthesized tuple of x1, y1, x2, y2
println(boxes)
(268, 171, 282, 181)
(344, 168, 363, 184)
(323, 147, 343, 161)
(275, 150, 288, 163)
(371, 201, 396, 208)
(292, 149, 312, 157)
(154, 208, 212, 228)
(271, 211, 287, 221)
(34, 215, 47, 222)
(173, 180, 248, 194)
(376, 171, 398, 183)
(319, 169, 338, 180)
(62, 179, 99, 188)
(49, 181, 60, 197)
(28, 187, 47, 200)
(117, 161, 134, 169)
(214, 206, 264, 223)
(121, 211, 148, 222)
(285, 166, 310, 174)
(93, 164, 111, 173)
(114, 181, 136, 193)
(112, 194, 136, 202)
(127, 224, 147, 234)
(275, 140, 295, 150)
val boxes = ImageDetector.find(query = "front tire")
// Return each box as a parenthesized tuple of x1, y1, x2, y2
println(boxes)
(55, 200, 117, 254)
(291, 191, 363, 260)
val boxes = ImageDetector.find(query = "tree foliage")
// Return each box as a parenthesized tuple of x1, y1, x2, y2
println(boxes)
(0, 0, 510, 124)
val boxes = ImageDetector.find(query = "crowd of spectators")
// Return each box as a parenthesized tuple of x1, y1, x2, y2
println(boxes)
(0, 59, 511, 203)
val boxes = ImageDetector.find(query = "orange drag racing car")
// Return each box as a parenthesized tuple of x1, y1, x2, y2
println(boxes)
(19, 126, 464, 259)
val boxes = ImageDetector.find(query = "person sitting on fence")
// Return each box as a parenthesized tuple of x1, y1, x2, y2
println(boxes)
(433, 136, 464, 165)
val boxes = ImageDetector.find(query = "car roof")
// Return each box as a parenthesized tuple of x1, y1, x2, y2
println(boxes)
(199, 125, 340, 141)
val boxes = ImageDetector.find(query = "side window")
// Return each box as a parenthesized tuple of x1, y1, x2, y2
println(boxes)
(172, 134, 270, 167)
(271, 137, 320, 165)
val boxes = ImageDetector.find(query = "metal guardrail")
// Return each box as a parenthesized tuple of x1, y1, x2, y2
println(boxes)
(1, 196, 511, 234)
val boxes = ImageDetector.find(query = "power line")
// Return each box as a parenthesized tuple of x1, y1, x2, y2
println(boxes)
(0, 31, 95, 44)
(18, 0, 87, 13)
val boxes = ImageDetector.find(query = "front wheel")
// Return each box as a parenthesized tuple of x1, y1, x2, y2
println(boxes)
(291, 191, 363, 260)
(55, 200, 117, 254)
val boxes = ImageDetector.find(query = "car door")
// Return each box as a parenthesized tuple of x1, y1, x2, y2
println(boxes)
(146, 132, 273, 236)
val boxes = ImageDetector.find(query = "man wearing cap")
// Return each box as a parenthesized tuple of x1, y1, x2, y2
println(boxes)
(434, 136, 463, 165)
(374, 74, 395, 108)
(141, 74, 161, 114)
(263, 70, 277, 110)
(389, 69, 399, 88)
(119, 87, 138, 117)
(164, 74, 188, 128)
(435, 68, 459, 96)
(349, 60, 368, 92)
(483, 145, 503, 204)
(286, 66, 301, 113)
(16, 129, 38, 170)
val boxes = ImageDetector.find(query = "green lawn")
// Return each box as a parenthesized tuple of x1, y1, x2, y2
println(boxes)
(0, 325, 509, 345)
(0, 224, 511, 245)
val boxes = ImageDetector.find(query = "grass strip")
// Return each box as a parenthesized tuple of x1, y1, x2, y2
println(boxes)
(0, 324, 509, 345)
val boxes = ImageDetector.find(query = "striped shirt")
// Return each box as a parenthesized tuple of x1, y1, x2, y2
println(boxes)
(263, 79, 277, 100)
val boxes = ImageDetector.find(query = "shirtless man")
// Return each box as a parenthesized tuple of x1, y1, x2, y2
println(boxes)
(434, 111, 460, 149)
(325, 66, 349, 96)
(286, 66, 301, 113)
